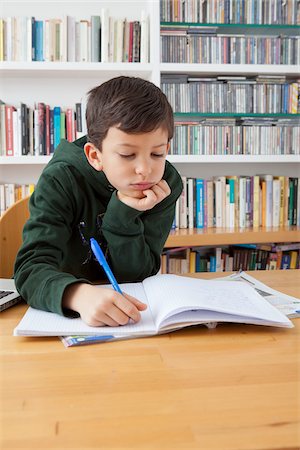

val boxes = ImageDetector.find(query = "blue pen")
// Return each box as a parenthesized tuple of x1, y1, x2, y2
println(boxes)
(90, 238, 123, 295)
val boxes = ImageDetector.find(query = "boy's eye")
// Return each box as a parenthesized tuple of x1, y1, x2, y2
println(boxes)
(119, 153, 134, 158)
(152, 153, 164, 158)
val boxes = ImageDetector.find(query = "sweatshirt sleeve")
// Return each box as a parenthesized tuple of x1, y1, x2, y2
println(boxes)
(101, 163, 183, 281)
(14, 170, 87, 316)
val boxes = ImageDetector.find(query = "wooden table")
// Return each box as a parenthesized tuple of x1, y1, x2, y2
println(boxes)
(1, 271, 300, 450)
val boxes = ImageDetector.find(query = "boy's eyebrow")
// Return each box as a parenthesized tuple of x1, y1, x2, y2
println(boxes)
(116, 143, 167, 149)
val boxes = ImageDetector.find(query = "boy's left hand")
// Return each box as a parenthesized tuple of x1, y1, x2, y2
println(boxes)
(117, 180, 171, 211)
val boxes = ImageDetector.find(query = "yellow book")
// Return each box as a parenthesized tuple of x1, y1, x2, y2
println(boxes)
(160, 254, 167, 274)
(28, 184, 35, 195)
(189, 251, 196, 273)
(290, 83, 298, 114)
(289, 251, 298, 269)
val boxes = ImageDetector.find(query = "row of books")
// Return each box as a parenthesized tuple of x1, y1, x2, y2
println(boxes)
(0, 183, 34, 215)
(171, 120, 300, 155)
(173, 175, 300, 230)
(0, 100, 87, 156)
(160, 0, 300, 24)
(161, 242, 300, 274)
(160, 32, 300, 65)
(161, 76, 300, 114)
(0, 11, 149, 63)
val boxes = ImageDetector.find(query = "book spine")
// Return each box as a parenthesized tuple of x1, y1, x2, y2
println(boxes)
(67, 16, 76, 62)
(196, 178, 204, 228)
(228, 178, 235, 229)
(272, 178, 281, 228)
(28, 107, 34, 155)
(239, 177, 246, 228)
(187, 178, 196, 229)
(60, 111, 66, 139)
(288, 178, 294, 226)
(215, 179, 223, 228)
(91, 15, 101, 62)
(101, 9, 109, 62)
(49, 108, 54, 154)
(179, 176, 187, 229)
(53, 106, 61, 150)
(12, 109, 18, 156)
(5, 105, 14, 156)
(38, 102, 45, 155)
(45, 105, 50, 155)
(35, 20, 44, 61)
(66, 108, 73, 142)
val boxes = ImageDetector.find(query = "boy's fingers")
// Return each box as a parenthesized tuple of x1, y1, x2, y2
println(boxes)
(102, 312, 125, 327)
(113, 295, 143, 323)
(157, 180, 171, 195)
(123, 293, 148, 310)
(142, 189, 157, 203)
(151, 184, 168, 200)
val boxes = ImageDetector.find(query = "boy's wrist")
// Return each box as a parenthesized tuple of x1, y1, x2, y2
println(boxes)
(62, 283, 86, 314)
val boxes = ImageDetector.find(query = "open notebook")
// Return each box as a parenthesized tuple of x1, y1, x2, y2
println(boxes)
(14, 274, 293, 340)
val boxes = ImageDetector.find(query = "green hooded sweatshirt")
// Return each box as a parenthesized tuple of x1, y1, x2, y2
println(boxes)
(14, 136, 183, 316)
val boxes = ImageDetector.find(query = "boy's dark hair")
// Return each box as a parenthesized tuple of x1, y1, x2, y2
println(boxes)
(86, 76, 174, 150)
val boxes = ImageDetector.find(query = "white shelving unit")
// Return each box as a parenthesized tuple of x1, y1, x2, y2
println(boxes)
(0, 0, 299, 185)
(160, 63, 300, 77)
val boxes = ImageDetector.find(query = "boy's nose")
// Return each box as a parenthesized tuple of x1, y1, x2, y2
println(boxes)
(135, 159, 151, 176)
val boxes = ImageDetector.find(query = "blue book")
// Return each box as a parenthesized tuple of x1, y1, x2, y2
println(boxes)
(210, 255, 216, 272)
(196, 178, 204, 228)
(283, 84, 288, 113)
(53, 107, 61, 150)
(281, 254, 291, 270)
(35, 20, 44, 61)
(228, 178, 235, 203)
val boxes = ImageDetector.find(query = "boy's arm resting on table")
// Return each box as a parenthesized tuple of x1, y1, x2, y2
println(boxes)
(14, 172, 88, 317)
(101, 165, 183, 282)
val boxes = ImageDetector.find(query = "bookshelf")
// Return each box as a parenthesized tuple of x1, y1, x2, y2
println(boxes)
(165, 226, 300, 248)
(1, 0, 300, 255)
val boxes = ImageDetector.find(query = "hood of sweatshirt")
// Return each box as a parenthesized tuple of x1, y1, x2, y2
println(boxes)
(46, 136, 114, 195)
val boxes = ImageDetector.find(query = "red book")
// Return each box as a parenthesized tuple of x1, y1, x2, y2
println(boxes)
(45, 104, 50, 155)
(128, 22, 133, 63)
(66, 108, 73, 142)
(5, 105, 14, 156)
(37, 102, 45, 155)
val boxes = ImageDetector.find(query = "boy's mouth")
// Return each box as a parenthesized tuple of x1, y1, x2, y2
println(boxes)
(130, 182, 155, 191)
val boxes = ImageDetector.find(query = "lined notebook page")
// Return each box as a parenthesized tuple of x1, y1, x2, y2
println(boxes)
(143, 274, 292, 329)
(14, 283, 156, 337)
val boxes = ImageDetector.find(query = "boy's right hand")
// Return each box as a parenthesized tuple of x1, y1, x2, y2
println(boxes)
(62, 283, 147, 327)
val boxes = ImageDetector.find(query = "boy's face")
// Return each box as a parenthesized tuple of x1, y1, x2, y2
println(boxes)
(94, 126, 170, 199)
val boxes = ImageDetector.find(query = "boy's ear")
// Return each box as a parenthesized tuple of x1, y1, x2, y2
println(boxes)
(166, 142, 170, 154)
(84, 142, 103, 171)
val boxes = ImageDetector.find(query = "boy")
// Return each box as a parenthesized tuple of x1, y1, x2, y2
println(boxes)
(14, 76, 183, 327)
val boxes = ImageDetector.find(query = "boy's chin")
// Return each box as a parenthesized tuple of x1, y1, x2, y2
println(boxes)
(121, 189, 147, 199)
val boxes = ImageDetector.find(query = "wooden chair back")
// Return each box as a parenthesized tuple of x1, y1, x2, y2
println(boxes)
(0, 196, 30, 278)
